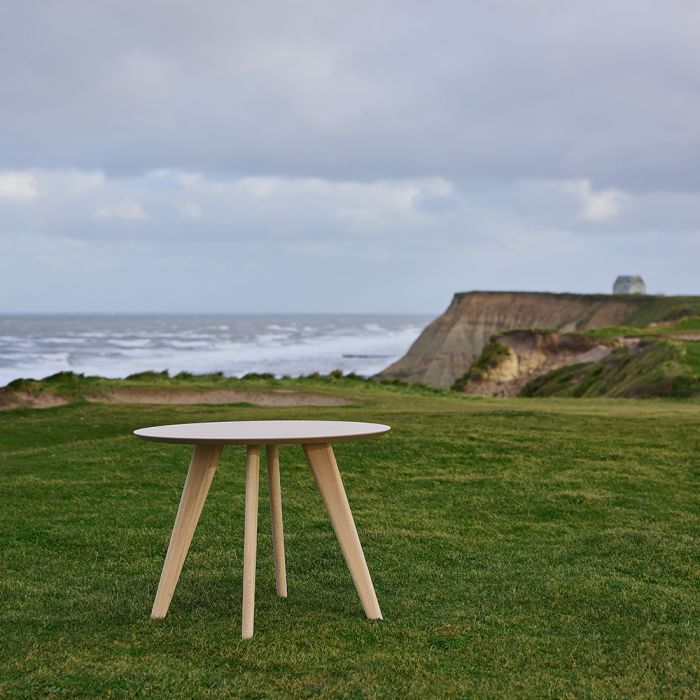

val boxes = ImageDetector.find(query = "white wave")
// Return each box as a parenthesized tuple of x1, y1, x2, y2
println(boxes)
(0, 315, 429, 386)
(266, 324, 297, 332)
(254, 333, 291, 343)
(36, 337, 86, 345)
(106, 339, 152, 348)
(168, 340, 211, 349)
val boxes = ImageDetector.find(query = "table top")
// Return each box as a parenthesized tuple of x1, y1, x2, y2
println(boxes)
(133, 420, 391, 445)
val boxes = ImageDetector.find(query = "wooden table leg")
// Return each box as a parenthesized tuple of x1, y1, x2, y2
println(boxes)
(266, 444, 287, 598)
(242, 445, 260, 639)
(303, 443, 382, 620)
(151, 444, 221, 619)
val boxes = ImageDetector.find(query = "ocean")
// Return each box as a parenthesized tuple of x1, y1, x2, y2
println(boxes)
(0, 314, 431, 387)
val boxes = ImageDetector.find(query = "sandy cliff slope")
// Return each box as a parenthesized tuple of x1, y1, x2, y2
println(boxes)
(458, 331, 614, 397)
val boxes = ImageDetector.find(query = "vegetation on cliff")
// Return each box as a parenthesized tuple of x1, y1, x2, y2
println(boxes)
(522, 340, 700, 399)
(447, 305, 700, 400)
(451, 341, 511, 391)
(620, 295, 700, 326)
(582, 315, 700, 339)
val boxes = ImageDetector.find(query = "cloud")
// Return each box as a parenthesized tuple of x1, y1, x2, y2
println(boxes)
(2, 166, 700, 311)
(93, 197, 149, 220)
(579, 190, 624, 223)
(334, 177, 454, 232)
(42, 170, 106, 196)
(0, 171, 39, 201)
(561, 179, 628, 222)
(145, 171, 457, 234)
(1, 2, 699, 191)
(176, 200, 202, 219)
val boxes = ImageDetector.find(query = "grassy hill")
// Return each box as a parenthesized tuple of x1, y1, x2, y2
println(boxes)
(522, 339, 700, 398)
(620, 295, 700, 326)
(1, 378, 699, 697)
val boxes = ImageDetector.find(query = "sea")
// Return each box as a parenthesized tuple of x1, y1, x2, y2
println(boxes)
(0, 314, 432, 387)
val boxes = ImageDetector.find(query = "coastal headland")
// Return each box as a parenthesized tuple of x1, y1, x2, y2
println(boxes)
(378, 291, 700, 398)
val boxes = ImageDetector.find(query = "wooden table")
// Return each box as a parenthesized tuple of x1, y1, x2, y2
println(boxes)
(134, 419, 390, 638)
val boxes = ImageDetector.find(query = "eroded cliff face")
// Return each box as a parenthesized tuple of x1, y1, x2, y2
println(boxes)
(378, 291, 651, 388)
(461, 331, 614, 397)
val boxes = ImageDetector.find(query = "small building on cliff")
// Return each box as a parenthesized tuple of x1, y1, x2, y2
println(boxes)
(613, 275, 646, 295)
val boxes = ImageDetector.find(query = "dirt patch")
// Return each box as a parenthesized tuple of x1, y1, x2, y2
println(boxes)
(0, 387, 355, 409)
(564, 345, 612, 365)
(90, 389, 354, 407)
(0, 391, 70, 409)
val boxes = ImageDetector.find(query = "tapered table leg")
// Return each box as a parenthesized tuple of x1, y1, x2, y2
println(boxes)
(151, 444, 221, 619)
(242, 445, 260, 639)
(303, 443, 382, 620)
(266, 444, 287, 598)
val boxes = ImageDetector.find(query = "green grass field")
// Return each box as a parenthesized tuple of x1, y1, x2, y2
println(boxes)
(1, 379, 699, 698)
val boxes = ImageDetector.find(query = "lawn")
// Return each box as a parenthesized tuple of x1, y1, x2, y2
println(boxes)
(1, 380, 699, 698)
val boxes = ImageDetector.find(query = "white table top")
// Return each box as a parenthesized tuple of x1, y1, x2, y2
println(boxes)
(134, 420, 391, 445)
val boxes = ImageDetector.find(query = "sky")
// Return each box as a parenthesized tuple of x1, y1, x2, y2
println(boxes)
(1, 0, 699, 314)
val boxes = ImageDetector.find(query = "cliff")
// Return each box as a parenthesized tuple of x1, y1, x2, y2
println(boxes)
(377, 291, 698, 388)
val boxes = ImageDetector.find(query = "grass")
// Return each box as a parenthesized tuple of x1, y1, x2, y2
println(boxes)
(452, 292, 700, 328)
(684, 341, 700, 374)
(623, 296, 700, 326)
(1, 381, 699, 697)
(584, 316, 700, 339)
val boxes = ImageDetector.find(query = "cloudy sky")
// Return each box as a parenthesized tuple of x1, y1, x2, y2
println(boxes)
(1, 1, 699, 313)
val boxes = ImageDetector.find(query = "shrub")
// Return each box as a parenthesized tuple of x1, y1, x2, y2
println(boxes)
(126, 370, 170, 381)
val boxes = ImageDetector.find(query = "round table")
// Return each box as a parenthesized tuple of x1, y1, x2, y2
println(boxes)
(134, 420, 390, 639)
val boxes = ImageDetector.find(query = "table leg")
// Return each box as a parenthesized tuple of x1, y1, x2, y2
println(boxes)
(151, 444, 221, 619)
(303, 443, 382, 620)
(266, 444, 287, 598)
(242, 445, 260, 639)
